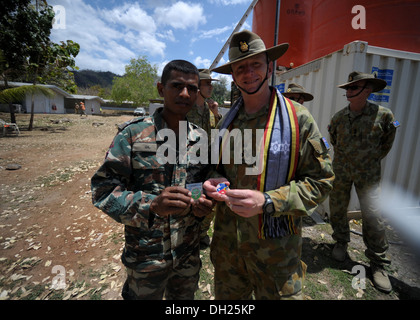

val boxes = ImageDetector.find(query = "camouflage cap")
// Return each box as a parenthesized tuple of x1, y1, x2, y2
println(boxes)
(283, 83, 314, 101)
(212, 30, 289, 74)
(338, 71, 387, 92)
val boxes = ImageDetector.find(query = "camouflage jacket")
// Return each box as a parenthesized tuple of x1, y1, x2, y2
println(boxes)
(186, 102, 211, 137)
(91, 108, 210, 272)
(328, 102, 397, 174)
(211, 90, 334, 294)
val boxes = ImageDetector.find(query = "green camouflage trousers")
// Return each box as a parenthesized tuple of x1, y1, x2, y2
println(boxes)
(210, 235, 306, 300)
(200, 209, 215, 239)
(121, 255, 201, 300)
(329, 165, 390, 266)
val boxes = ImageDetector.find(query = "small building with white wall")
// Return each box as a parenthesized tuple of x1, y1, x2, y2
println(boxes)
(0, 81, 105, 114)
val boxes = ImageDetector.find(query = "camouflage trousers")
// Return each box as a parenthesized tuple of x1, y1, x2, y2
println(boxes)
(210, 236, 306, 300)
(200, 209, 215, 239)
(121, 257, 201, 300)
(329, 165, 390, 266)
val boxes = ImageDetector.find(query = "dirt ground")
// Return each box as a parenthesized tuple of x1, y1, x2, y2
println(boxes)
(0, 112, 419, 300)
(0, 113, 128, 300)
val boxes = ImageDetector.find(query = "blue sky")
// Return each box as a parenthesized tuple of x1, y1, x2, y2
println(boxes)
(49, 0, 254, 81)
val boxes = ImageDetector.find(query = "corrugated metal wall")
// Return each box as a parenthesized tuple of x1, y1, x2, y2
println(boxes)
(276, 41, 420, 210)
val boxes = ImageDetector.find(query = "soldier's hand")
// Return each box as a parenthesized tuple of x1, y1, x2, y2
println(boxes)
(191, 194, 216, 218)
(224, 189, 265, 218)
(150, 186, 192, 217)
(203, 178, 230, 202)
(208, 99, 219, 114)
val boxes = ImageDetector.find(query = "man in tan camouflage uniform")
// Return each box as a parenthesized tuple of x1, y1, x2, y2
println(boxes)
(187, 68, 221, 138)
(328, 71, 399, 293)
(91, 60, 214, 300)
(187, 69, 222, 249)
(204, 30, 334, 300)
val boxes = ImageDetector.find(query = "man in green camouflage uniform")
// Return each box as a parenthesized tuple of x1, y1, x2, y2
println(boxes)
(91, 60, 214, 300)
(204, 30, 334, 300)
(328, 71, 399, 293)
(187, 69, 222, 249)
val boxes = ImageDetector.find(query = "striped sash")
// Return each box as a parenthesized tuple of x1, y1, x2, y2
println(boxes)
(218, 87, 300, 239)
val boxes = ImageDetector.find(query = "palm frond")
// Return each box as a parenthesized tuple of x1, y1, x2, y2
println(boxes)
(0, 85, 55, 104)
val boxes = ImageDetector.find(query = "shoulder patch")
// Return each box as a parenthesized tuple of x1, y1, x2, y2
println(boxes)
(117, 117, 147, 132)
(392, 120, 400, 128)
(321, 137, 331, 150)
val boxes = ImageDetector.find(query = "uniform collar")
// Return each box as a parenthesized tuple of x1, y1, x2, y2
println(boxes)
(153, 107, 201, 144)
(345, 101, 376, 116)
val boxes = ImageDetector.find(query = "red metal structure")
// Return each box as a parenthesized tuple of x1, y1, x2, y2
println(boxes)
(252, 0, 420, 68)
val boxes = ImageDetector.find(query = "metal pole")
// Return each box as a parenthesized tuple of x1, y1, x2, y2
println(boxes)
(271, 0, 281, 86)
(210, 0, 259, 70)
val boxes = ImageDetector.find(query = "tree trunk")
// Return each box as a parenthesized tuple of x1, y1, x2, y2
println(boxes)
(8, 102, 16, 123)
(28, 92, 35, 131)
(3, 78, 17, 123)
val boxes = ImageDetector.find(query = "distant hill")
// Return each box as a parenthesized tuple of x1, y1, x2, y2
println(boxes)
(74, 70, 121, 88)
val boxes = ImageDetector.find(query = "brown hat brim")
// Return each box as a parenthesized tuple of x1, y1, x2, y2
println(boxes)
(338, 78, 387, 92)
(198, 69, 220, 81)
(212, 43, 289, 74)
(283, 92, 314, 102)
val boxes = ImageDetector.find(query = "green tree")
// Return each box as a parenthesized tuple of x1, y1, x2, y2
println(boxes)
(111, 56, 158, 106)
(37, 40, 80, 94)
(0, 84, 54, 105)
(0, 0, 79, 129)
(211, 76, 230, 106)
(21, 4, 79, 130)
(0, 0, 47, 123)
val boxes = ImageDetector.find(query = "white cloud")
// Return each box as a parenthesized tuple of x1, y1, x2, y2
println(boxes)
(191, 25, 233, 44)
(103, 3, 157, 34)
(48, 0, 248, 77)
(154, 2, 206, 30)
(208, 0, 251, 5)
(157, 30, 176, 42)
(49, 0, 168, 75)
(154, 60, 171, 78)
(193, 56, 212, 69)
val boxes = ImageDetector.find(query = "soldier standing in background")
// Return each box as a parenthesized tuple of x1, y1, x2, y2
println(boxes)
(186, 68, 221, 137)
(328, 71, 399, 293)
(91, 60, 214, 300)
(282, 83, 313, 105)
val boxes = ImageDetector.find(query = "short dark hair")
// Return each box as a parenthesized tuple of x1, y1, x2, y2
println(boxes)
(161, 60, 199, 85)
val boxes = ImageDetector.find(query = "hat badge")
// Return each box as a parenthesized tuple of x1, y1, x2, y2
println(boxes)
(349, 75, 353, 81)
(287, 88, 292, 92)
(239, 41, 249, 53)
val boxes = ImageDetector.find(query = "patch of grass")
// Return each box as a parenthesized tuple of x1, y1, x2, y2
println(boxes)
(195, 247, 215, 300)
(195, 222, 215, 300)
(304, 273, 329, 300)
(36, 160, 98, 187)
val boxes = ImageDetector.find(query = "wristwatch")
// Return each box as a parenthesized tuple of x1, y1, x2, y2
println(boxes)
(262, 192, 275, 215)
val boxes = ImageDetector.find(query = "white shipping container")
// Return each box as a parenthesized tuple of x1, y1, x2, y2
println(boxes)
(275, 41, 420, 214)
